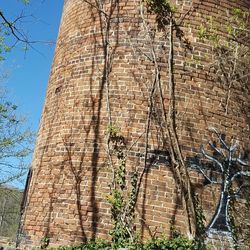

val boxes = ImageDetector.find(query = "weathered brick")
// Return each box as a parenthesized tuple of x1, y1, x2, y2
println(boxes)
(19, 0, 249, 248)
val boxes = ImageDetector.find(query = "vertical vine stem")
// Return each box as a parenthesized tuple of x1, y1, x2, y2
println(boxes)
(136, 1, 197, 236)
(132, 0, 158, 211)
(93, 0, 120, 189)
(166, 12, 196, 237)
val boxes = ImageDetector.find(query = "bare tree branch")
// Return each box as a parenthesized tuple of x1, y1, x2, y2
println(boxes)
(208, 127, 230, 150)
(231, 171, 250, 181)
(208, 141, 225, 157)
(200, 145, 224, 172)
(234, 158, 249, 166)
(191, 164, 222, 185)
(230, 184, 250, 199)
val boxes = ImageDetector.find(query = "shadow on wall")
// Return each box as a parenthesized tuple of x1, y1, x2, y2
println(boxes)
(19, 0, 122, 245)
(19, 0, 249, 247)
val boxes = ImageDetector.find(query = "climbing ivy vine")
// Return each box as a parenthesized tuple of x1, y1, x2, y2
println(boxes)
(106, 125, 139, 247)
(198, 7, 250, 115)
(76, 0, 249, 248)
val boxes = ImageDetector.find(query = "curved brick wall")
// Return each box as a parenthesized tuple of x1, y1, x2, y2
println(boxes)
(20, 0, 249, 247)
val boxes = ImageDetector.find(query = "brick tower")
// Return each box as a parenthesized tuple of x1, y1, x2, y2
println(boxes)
(20, 0, 249, 248)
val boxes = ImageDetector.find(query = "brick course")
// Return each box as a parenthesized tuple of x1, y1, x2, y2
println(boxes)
(20, 0, 249, 248)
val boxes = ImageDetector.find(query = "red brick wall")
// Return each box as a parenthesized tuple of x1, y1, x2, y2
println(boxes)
(20, 0, 249, 247)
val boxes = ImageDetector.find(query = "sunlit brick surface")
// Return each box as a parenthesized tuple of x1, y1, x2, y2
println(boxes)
(20, 0, 249, 248)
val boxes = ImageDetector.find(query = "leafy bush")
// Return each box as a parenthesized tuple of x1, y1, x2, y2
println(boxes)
(53, 236, 203, 250)
(59, 239, 111, 250)
(143, 236, 201, 250)
(0, 186, 23, 240)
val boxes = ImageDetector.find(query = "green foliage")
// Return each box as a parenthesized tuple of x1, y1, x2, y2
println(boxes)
(197, 6, 249, 116)
(197, 25, 208, 39)
(198, 7, 249, 46)
(126, 171, 138, 222)
(106, 124, 139, 247)
(145, 0, 176, 29)
(107, 124, 129, 246)
(0, 12, 32, 248)
(77, 240, 111, 250)
(0, 0, 30, 60)
(193, 195, 206, 238)
(0, 29, 11, 61)
(197, 18, 219, 44)
(40, 236, 50, 249)
(107, 124, 120, 139)
(146, 0, 175, 14)
(0, 186, 23, 240)
(41, 236, 205, 250)
(47, 239, 112, 250)
(143, 236, 200, 250)
(108, 170, 139, 248)
(0, 95, 34, 185)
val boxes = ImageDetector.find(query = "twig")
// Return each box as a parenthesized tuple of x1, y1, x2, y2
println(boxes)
(190, 164, 221, 185)
(208, 141, 226, 157)
(208, 127, 230, 151)
(200, 145, 224, 172)
(231, 171, 250, 182)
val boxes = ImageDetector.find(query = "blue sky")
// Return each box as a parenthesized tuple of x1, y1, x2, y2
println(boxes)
(1, 0, 63, 130)
(0, 0, 64, 188)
